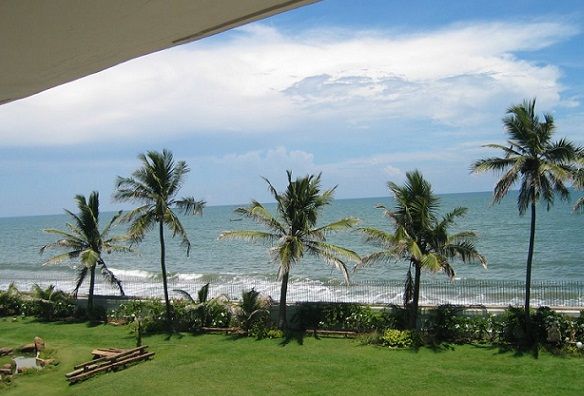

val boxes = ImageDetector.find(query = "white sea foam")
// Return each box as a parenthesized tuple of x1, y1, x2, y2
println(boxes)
(110, 268, 157, 279)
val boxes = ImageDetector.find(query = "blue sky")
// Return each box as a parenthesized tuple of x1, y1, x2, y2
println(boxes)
(1, 0, 583, 217)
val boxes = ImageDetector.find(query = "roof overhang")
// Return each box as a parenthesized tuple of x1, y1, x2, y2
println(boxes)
(0, 0, 317, 105)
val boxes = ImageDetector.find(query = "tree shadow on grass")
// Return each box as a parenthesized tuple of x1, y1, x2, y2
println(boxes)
(424, 343, 456, 353)
(164, 331, 184, 341)
(279, 329, 306, 346)
(469, 342, 539, 359)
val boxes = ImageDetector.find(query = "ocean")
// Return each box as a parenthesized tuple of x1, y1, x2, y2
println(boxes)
(0, 191, 582, 305)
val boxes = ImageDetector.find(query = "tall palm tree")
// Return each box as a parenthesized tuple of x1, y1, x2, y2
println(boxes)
(471, 98, 580, 329)
(359, 171, 486, 329)
(220, 171, 360, 330)
(114, 149, 206, 330)
(40, 192, 128, 313)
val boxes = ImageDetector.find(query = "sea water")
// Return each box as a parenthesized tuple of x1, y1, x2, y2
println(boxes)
(0, 191, 582, 303)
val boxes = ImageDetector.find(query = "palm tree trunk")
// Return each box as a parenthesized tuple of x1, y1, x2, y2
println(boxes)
(278, 270, 290, 330)
(159, 220, 172, 331)
(88, 265, 95, 314)
(524, 201, 536, 340)
(409, 263, 422, 330)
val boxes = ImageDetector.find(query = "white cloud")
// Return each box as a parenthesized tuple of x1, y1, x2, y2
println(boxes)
(0, 20, 578, 146)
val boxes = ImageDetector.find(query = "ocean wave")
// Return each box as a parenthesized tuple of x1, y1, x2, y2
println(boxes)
(110, 268, 158, 279)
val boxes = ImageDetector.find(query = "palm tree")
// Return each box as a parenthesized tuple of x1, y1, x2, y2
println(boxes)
(220, 171, 360, 330)
(113, 149, 206, 330)
(471, 98, 580, 330)
(359, 171, 486, 329)
(40, 192, 128, 313)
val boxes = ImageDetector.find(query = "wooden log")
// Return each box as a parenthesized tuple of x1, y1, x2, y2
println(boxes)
(91, 348, 126, 358)
(72, 346, 147, 370)
(309, 329, 357, 337)
(68, 352, 154, 383)
(0, 347, 13, 356)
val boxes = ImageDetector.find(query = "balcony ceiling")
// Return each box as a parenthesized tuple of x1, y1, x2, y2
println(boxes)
(0, 0, 316, 105)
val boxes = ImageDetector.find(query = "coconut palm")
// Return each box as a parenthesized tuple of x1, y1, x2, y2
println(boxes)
(220, 171, 360, 330)
(40, 192, 128, 313)
(114, 149, 206, 330)
(359, 170, 486, 329)
(471, 98, 580, 329)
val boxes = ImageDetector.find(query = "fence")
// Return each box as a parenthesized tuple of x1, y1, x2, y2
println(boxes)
(2, 273, 584, 308)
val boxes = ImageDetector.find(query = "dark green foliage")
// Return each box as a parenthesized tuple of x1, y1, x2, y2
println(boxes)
(112, 297, 232, 334)
(236, 288, 271, 338)
(574, 311, 584, 340)
(31, 284, 80, 321)
(0, 283, 23, 317)
(292, 302, 379, 332)
(427, 304, 465, 343)
(378, 304, 409, 330)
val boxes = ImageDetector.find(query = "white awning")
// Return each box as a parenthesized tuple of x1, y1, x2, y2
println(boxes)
(0, 0, 316, 105)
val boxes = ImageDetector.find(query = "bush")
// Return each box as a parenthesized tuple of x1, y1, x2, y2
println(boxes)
(266, 328, 284, 339)
(423, 305, 496, 344)
(30, 285, 79, 321)
(532, 306, 572, 348)
(235, 289, 271, 338)
(0, 284, 23, 317)
(293, 302, 379, 332)
(378, 305, 409, 330)
(112, 299, 167, 333)
(112, 296, 233, 334)
(382, 329, 417, 348)
(356, 331, 384, 346)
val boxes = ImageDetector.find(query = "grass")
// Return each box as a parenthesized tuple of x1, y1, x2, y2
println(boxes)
(1, 317, 583, 395)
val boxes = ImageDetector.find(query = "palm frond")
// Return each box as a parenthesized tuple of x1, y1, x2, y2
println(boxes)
(164, 210, 192, 255)
(358, 250, 395, 269)
(175, 197, 206, 216)
(73, 265, 89, 297)
(358, 227, 395, 247)
(218, 230, 280, 244)
(94, 258, 125, 296)
(41, 250, 82, 266)
(234, 201, 286, 234)
(305, 242, 350, 285)
(312, 217, 359, 237)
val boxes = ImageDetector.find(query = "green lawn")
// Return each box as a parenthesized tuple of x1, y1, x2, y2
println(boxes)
(1, 317, 583, 395)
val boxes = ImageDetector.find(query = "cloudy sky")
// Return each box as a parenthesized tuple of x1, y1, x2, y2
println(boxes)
(1, 0, 583, 217)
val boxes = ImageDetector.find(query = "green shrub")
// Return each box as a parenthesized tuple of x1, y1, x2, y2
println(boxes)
(266, 328, 284, 339)
(30, 285, 79, 321)
(574, 311, 584, 341)
(293, 302, 378, 332)
(356, 330, 384, 346)
(493, 306, 527, 345)
(235, 289, 271, 338)
(426, 304, 464, 343)
(0, 284, 23, 317)
(378, 305, 409, 330)
(382, 329, 417, 348)
(112, 296, 233, 334)
(112, 299, 167, 333)
(532, 306, 572, 348)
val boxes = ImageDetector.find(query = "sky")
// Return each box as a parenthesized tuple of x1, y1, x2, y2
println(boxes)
(0, 0, 583, 217)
